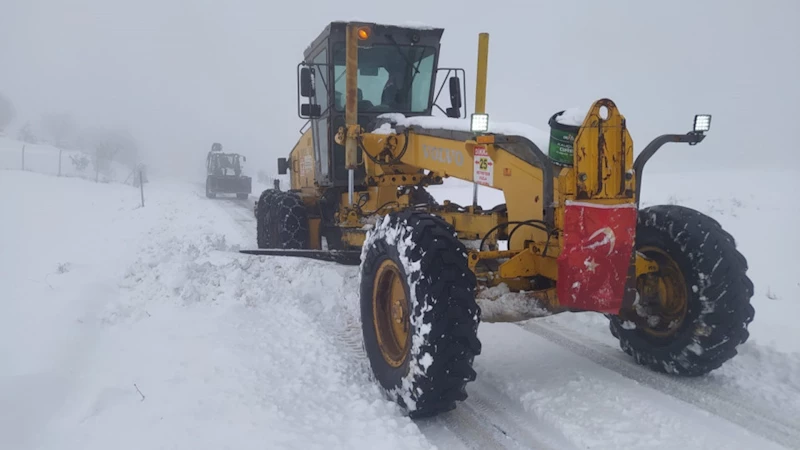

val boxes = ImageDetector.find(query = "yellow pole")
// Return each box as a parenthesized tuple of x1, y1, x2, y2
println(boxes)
(474, 33, 489, 114)
(344, 24, 359, 204)
(472, 33, 489, 208)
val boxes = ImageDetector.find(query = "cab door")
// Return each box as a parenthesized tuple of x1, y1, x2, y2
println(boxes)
(309, 46, 332, 186)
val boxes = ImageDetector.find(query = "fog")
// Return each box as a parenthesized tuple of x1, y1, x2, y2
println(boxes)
(1, 0, 797, 180)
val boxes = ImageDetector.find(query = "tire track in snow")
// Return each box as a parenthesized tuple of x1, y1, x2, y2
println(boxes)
(192, 183, 256, 229)
(461, 380, 576, 449)
(208, 197, 256, 232)
(215, 196, 573, 450)
(418, 379, 576, 450)
(416, 404, 514, 450)
(520, 320, 800, 449)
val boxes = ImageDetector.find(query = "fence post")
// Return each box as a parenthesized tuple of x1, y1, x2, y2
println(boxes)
(58, 148, 63, 176)
(274, 178, 280, 190)
(21, 144, 25, 170)
(139, 170, 145, 207)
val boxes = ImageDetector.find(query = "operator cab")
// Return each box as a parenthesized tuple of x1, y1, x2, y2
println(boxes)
(294, 21, 465, 187)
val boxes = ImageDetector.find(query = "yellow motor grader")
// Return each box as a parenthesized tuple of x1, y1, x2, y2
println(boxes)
(244, 21, 754, 418)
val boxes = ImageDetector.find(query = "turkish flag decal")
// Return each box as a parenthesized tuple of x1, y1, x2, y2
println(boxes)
(556, 201, 638, 313)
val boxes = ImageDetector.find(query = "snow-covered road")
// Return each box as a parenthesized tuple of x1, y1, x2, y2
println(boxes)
(2, 169, 798, 449)
(210, 179, 800, 450)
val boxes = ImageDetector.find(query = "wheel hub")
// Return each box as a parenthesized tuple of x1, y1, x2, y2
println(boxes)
(392, 299, 405, 324)
(632, 246, 689, 338)
(372, 259, 411, 367)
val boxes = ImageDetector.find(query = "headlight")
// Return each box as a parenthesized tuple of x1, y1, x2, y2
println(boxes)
(693, 114, 711, 133)
(471, 113, 489, 133)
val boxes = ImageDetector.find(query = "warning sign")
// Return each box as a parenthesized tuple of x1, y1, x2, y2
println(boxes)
(300, 155, 313, 177)
(473, 145, 494, 186)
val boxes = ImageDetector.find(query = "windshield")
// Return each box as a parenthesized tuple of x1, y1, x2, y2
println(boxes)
(332, 44, 436, 114)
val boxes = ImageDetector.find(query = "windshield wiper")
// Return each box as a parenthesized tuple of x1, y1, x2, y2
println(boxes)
(386, 34, 420, 76)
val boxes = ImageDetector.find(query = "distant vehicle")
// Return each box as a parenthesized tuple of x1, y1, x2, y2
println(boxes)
(205, 142, 252, 199)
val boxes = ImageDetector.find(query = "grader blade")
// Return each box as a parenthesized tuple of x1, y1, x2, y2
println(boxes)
(238, 248, 362, 265)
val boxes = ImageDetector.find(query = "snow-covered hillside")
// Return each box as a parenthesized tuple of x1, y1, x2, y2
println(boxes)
(1, 162, 798, 449)
(0, 136, 135, 184)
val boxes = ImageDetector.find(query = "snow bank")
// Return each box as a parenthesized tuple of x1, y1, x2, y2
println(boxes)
(477, 284, 553, 323)
(0, 172, 435, 450)
(0, 171, 162, 449)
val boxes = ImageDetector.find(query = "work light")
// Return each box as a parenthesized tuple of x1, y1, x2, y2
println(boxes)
(471, 113, 489, 133)
(693, 114, 711, 133)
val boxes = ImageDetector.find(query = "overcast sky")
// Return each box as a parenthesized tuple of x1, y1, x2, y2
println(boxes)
(1, 0, 797, 179)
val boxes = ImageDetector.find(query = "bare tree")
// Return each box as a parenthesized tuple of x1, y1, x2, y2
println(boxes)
(0, 93, 15, 133)
(78, 127, 140, 181)
(16, 121, 39, 144)
(95, 137, 119, 182)
(40, 113, 77, 148)
(107, 129, 139, 169)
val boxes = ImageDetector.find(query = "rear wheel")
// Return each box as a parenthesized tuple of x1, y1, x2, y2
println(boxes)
(256, 189, 279, 248)
(360, 211, 481, 417)
(237, 193, 248, 200)
(205, 178, 216, 198)
(609, 205, 755, 376)
(265, 191, 309, 249)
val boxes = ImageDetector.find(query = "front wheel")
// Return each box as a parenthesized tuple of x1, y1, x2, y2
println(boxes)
(609, 205, 755, 376)
(359, 211, 481, 418)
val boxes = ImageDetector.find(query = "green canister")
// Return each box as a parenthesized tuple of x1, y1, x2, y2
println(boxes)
(547, 111, 580, 166)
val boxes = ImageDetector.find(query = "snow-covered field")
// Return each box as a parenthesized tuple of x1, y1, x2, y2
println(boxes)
(1, 153, 799, 449)
(0, 136, 134, 184)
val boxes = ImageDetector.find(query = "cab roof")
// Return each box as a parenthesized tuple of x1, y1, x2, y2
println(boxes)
(303, 20, 445, 60)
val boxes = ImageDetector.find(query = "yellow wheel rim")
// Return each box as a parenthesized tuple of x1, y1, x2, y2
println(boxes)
(372, 259, 411, 367)
(636, 246, 689, 338)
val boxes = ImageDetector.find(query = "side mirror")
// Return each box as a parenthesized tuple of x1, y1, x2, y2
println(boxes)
(277, 157, 288, 175)
(300, 67, 314, 98)
(446, 77, 462, 118)
(301, 103, 322, 118)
